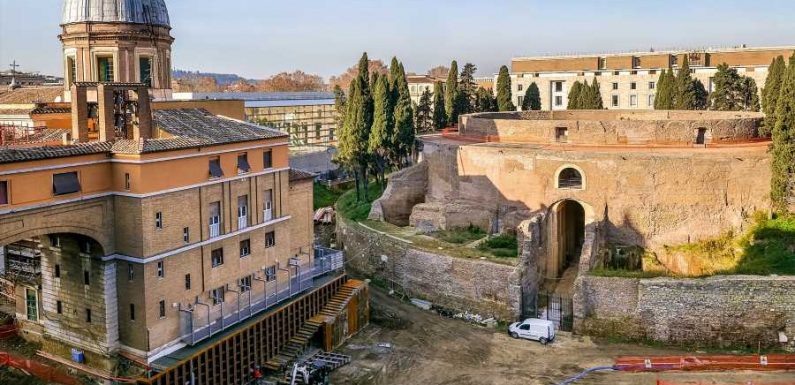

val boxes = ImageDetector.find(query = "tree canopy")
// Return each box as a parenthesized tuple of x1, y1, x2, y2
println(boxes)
(770, 54, 795, 214)
(521, 82, 541, 111)
(496, 65, 515, 111)
(762, 56, 787, 136)
(432, 81, 447, 130)
(445, 61, 461, 125)
(709, 63, 760, 111)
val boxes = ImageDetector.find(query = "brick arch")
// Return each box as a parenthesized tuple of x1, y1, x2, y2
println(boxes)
(0, 225, 110, 256)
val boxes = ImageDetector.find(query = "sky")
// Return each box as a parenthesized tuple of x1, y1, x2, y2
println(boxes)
(1, 0, 794, 80)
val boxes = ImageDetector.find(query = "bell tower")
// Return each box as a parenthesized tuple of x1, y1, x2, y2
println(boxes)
(59, 0, 174, 101)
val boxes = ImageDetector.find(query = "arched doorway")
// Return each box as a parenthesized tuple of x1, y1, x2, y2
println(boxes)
(546, 200, 588, 287)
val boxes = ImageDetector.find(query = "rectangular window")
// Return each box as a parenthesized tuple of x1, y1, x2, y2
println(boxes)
(124, 173, 130, 190)
(156, 261, 164, 278)
(211, 286, 225, 305)
(315, 123, 322, 139)
(127, 263, 134, 281)
(612, 95, 620, 107)
(263, 150, 273, 169)
(25, 289, 37, 321)
(648, 94, 655, 106)
(79, 241, 91, 254)
(83, 270, 90, 286)
(554, 95, 563, 107)
(237, 153, 250, 174)
(598, 57, 607, 69)
(630, 82, 637, 90)
(263, 189, 273, 221)
(517, 96, 524, 107)
(54, 264, 61, 278)
(139, 57, 152, 87)
(211, 248, 224, 267)
(155, 212, 163, 229)
(0, 181, 8, 205)
(185, 274, 191, 290)
(57, 300, 63, 314)
(237, 195, 248, 229)
(130, 303, 135, 321)
(554, 81, 563, 92)
(52, 171, 80, 195)
(265, 265, 277, 282)
(612, 82, 619, 90)
(555, 127, 568, 143)
(648, 81, 656, 90)
(183, 227, 190, 243)
(209, 202, 221, 238)
(158, 300, 166, 319)
(239, 275, 252, 292)
(49, 235, 60, 248)
(517, 84, 523, 91)
(97, 56, 114, 82)
(265, 231, 275, 248)
(85, 308, 92, 323)
(329, 127, 335, 141)
(630, 95, 638, 107)
(67, 56, 77, 86)
(240, 239, 251, 258)
(209, 157, 223, 179)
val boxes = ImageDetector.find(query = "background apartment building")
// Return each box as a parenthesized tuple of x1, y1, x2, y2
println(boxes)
(506, 46, 795, 111)
(172, 92, 338, 146)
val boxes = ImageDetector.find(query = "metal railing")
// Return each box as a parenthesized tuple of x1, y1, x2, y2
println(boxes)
(179, 247, 344, 345)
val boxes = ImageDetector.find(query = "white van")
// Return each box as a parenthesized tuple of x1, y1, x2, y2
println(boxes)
(508, 318, 556, 345)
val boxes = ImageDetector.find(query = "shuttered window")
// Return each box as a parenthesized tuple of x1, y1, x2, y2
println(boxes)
(53, 172, 80, 195)
(237, 153, 250, 173)
(0, 181, 7, 205)
(209, 158, 223, 178)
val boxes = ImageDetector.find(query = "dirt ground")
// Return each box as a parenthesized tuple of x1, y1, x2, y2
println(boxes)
(332, 288, 795, 385)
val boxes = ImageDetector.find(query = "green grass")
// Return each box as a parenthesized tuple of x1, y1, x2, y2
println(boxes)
(727, 215, 795, 275)
(477, 234, 518, 258)
(430, 224, 486, 244)
(589, 268, 671, 279)
(313, 183, 345, 210)
(336, 182, 384, 221)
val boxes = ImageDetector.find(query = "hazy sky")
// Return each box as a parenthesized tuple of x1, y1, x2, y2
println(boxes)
(1, 0, 794, 80)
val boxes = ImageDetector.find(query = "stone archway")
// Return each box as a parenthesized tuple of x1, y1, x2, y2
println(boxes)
(545, 199, 594, 294)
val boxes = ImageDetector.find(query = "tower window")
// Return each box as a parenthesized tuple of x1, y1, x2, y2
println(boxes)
(130, 303, 135, 321)
(558, 168, 583, 190)
(158, 300, 166, 319)
(83, 270, 90, 286)
(155, 212, 163, 229)
(156, 261, 164, 278)
(54, 264, 61, 278)
(127, 263, 134, 281)
(85, 308, 92, 323)
(183, 227, 190, 243)
(56, 300, 63, 314)
(185, 274, 191, 290)
(263, 150, 273, 169)
(67, 56, 77, 86)
(97, 56, 114, 82)
(139, 57, 152, 87)
(124, 173, 130, 190)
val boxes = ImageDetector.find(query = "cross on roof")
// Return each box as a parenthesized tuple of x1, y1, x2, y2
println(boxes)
(9, 60, 19, 75)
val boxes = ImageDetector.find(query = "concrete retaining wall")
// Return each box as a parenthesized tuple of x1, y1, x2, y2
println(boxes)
(337, 218, 521, 320)
(577, 275, 795, 347)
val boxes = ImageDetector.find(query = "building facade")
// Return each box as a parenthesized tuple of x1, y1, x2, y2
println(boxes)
(172, 92, 338, 146)
(505, 46, 795, 111)
(407, 75, 442, 105)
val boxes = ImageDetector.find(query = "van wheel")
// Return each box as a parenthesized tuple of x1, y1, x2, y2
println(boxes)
(510, 332, 519, 339)
(539, 337, 548, 345)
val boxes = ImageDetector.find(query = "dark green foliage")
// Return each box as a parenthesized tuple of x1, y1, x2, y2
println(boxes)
(654, 68, 675, 109)
(762, 56, 787, 136)
(458, 63, 478, 114)
(445, 61, 460, 124)
(336, 181, 384, 221)
(567, 81, 583, 109)
(369, 75, 393, 186)
(710, 63, 761, 111)
(496, 65, 515, 111)
(475, 87, 497, 112)
(333, 85, 347, 131)
(693, 79, 708, 110)
(521, 82, 541, 111)
(392, 62, 415, 166)
(771, 54, 795, 214)
(432, 81, 447, 129)
(674, 56, 696, 109)
(590, 79, 604, 109)
(313, 182, 345, 210)
(337, 52, 374, 201)
(477, 234, 518, 258)
(415, 88, 433, 132)
(431, 224, 486, 244)
(729, 216, 795, 274)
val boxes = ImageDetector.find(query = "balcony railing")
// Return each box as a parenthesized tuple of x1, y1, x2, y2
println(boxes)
(179, 247, 344, 345)
(208, 223, 220, 238)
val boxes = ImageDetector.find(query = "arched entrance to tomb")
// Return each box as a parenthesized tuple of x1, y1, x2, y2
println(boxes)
(544, 199, 594, 297)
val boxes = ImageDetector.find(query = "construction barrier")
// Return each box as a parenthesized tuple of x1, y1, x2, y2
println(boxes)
(616, 354, 795, 372)
(0, 351, 82, 385)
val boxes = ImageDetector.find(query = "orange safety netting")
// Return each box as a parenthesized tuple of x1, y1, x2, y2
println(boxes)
(0, 351, 82, 385)
(616, 354, 795, 372)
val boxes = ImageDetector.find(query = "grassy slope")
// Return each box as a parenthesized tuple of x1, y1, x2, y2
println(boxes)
(336, 182, 384, 221)
(313, 183, 346, 210)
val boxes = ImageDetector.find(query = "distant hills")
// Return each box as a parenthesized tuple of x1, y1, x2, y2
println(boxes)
(172, 69, 258, 85)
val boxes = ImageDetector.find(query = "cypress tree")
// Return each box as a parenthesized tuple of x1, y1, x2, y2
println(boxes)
(567, 81, 583, 110)
(522, 82, 541, 111)
(332, 84, 347, 132)
(590, 78, 604, 109)
(369, 75, 392, 188)
(475, 87, 497, 112)
(393, 62, 415, 167)
(762, 56, 786, 136)
(693, 79, 708, 110)
(445, 61, 460, 124)
(496, 65, 515, 111)
(459, 63, 478, 114)
(674, 56, 696, 109)
(432, 81, 447, 130)
(337, 52, 373, 201)
(770, 54, 795, 214)
(578, 80, 591, 109)
(415, 88, 433, 132)
(654, 69, 675, 109)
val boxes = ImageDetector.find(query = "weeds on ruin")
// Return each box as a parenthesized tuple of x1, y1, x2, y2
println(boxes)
(430, 224, 486, 244)
(313, 182, 346, 210)
(477, 234, 518, 258)
(337, 182, 384, 221)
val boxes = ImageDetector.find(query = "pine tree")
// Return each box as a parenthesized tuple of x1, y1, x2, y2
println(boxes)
(567, 81, 583, 109)
(590, 78, 604, 109)
(332, 84, 347, 132)
(393, 62, 415, 167)
(475, 87, 497, 112)
(654, 69, 675, 109)
(445, 61, 460, 125)
(674, 56, 696, 109)
(432, 81, 447, 130)
(337, 52, 374, 201)
(693, 79, 708, 110)
(762, 56, 786, 136)
(522, 82, 541, 111)
(415, 88, 433, 132)
(369, 75, 392, 188)
(496, 65, 515, 111)
(459, 63, 478, 114)
(770, 54, 795, 214)
(578, 80, 592, 109)
(710, 63, 761, 111)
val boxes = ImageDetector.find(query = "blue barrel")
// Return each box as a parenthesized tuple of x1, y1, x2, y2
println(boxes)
(70, 348, 84, 364)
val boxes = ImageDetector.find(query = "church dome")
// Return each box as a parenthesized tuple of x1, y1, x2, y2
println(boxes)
(62, 0, 170, 27)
